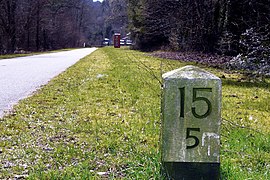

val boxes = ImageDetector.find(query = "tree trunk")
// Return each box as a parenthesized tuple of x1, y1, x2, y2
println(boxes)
(36, 1, 40, 51)
(5, 0, 17, 53)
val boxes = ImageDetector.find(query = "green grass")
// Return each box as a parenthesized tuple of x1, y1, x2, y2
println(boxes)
(0, 48, 78, 60)
(0, 47, 269, 179)
(0, 53, 34, 59)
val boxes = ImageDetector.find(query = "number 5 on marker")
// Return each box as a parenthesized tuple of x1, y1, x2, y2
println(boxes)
(186, 128, 200, 149)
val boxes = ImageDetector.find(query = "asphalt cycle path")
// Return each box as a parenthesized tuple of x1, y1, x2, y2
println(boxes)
(0, 48, 97, 118)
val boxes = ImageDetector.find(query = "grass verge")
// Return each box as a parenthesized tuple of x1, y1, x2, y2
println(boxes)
(0, 48, 78, 60)
(0, 47, 269, 179)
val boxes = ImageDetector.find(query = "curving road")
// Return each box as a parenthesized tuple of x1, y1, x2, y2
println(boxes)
(0, 48, 97, 118)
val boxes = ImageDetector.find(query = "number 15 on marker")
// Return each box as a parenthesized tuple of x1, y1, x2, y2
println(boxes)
(179, 87, 213, 149)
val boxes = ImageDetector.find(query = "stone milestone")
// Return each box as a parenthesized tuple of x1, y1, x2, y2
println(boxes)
(161, 66, 221, 179)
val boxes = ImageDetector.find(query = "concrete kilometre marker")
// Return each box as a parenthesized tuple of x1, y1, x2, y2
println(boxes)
(161, 66, 221, 179)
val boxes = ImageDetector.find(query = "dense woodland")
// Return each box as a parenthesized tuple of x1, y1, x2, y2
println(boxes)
(1, 0, 269, 74)
(0, 0, 128, 54)
(128, 0, 270, 74)
(128, 0, 269, 53)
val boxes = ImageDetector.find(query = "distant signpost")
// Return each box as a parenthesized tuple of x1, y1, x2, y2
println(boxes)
(161, 66, 221, 179)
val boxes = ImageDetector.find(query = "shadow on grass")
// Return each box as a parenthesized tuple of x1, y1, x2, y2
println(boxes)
(221, 78, 270, 89)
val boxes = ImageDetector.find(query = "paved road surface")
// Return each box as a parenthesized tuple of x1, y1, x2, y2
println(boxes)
(0, 48, 97, 118)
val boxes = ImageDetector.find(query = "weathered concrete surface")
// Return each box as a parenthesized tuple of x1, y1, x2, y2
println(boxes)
(162, 65, 221, 163)
(0, 48, 97, 118)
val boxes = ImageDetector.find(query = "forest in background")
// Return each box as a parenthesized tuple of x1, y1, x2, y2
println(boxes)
(1, 0, 269, 75)
(128, 0, 270, 75)
(128, 0, 269, 53)
(0, 0, 128, 54)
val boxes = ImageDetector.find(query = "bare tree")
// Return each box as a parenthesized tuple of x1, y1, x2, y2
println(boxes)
(0, 0, 17, 53)
(0, 0, 109, 54)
